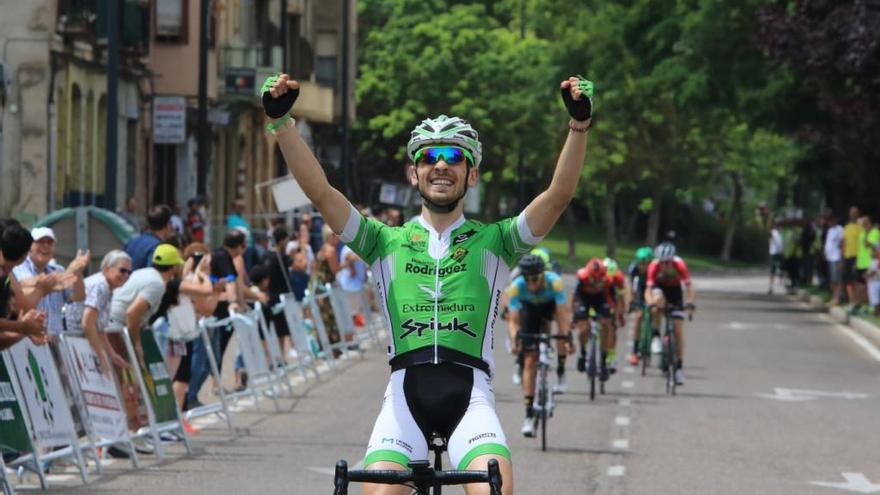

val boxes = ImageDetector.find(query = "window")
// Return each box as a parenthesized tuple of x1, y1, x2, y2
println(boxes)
(156, 0, 187, 43)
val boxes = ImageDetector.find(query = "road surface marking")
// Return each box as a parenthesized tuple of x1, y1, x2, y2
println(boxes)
(612, 439, 629, 450)
(831, 321, 880, 362)
(615, 416, 630, 426)
(809, 472, 880, 493)
(756, 388, 870, 402)
(619, 399, 631, 407)
(621, 380, 634, 389)
(608, 466, 626, 476)
(623, 366, 635, 374)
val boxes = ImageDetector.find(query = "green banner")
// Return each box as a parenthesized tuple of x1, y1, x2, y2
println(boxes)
(0, 355, 33, 454)
(140, 330, 177, 424)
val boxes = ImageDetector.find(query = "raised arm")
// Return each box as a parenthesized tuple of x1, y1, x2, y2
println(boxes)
(263, 74, 353, 233)
(523, 76, 594, 237)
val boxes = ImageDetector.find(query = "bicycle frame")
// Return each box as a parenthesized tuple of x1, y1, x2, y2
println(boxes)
(585, 316, 603, 399)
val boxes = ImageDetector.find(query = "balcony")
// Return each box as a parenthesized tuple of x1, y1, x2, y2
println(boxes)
(56, 0, 150, 55)
(219, 45, 283, 72)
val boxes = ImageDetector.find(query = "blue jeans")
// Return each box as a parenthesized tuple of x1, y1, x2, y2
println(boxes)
(187, 326, 223, 404)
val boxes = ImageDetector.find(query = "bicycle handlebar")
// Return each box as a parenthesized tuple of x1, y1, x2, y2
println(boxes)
(516, 332, 573, 342)
(334, 459, 502, 495)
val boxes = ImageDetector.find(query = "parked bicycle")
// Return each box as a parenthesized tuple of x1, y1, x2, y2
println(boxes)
(518, 332, 571, 451)
(333, 435, 502, 495)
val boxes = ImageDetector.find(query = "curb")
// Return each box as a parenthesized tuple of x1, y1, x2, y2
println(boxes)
(793, 289, 880, 348)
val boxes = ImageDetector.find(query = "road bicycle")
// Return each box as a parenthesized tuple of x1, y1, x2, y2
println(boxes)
(518, 332, 571, 451)
(584, 313, 606, 400)
(633, 302, 653, 376)
(658, 303, 695, 396)
(334, 435, 502, 495)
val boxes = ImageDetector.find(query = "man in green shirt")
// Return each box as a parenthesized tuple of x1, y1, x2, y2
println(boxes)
(262, 72, 593, 495)
(855, 215, 879, 314)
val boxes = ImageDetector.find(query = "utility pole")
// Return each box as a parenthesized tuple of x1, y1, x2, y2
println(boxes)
(340, 0, 351, 196)
(197, 0, 210, 195)
(517, 0, 526, 211)
(105, 0, 119, 210)
(281, 0, 288, 71)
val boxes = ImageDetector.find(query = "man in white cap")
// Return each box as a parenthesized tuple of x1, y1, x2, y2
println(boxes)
(12, 226, 90, 337)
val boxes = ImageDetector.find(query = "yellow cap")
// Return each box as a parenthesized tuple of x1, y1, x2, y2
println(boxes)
(152, 244, 184, 266)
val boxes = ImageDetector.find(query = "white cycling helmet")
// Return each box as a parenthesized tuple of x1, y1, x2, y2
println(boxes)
(654, 242, 676, 261)
(406, 115, 482, 167)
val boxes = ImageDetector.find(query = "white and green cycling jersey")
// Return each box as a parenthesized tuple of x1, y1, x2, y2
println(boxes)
(339, 205, 543, 377)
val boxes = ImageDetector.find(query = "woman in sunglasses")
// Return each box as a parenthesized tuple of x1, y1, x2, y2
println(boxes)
(64, 249, 133, 375)
(262, 72, 593, 495)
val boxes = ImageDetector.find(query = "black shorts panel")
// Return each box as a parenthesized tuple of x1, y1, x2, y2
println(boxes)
(403, 362, 473, 444)
(843, 258, 858, 283)
(518, 301, 556, 351)
(573, 292, 611, 320)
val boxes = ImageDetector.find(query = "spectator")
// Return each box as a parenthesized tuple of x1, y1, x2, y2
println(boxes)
(866, 246, 880, 316)
(13, 227, 89, 337)
(63, 250, 133, 374)
(226, 197, 252, 244)
(244, 229, 269, 273)
(125, 204, 173, 270)
(336, 244, 367, 326)
(171, 243, 219, 419)
(311, 224, 342, 350)
(855, 215, 880, 315)
(262, 227, 295, 359)
(119, 196, 141, 232)
(186, 229, 247, 410)
(781, 219, 801, 289)
(106, 244, 184, 364)
(286, 222, 315, 275)
(842, 206, 863, 304)
(169, 201, 185, 237)
(768, 221, 784, 294)
(799, 218, 817, 286)
(184, 197, 206, 244)
(816, 212, 831, 290)
(825, 215, 845, 305)
(0, 219, 46, 350)
(288, 250, 310, 302)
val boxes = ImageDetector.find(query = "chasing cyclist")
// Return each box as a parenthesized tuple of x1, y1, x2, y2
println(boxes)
(645, 242, 695, 385)
(506, 254, 571, 437)
(262, 72, 593, 495)
(627, 247, 657, 365)
(603, 257, 627, 372)
(571, 258, 621, 381)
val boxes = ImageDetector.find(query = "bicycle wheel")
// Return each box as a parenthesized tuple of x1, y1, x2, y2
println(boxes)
(639, 311, 652, 376)
(587, 335, 597, 401)
(665, 323, 677, 396)
(540, 404, 548, 452)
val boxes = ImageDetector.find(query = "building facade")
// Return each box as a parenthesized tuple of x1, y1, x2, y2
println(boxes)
(0, 0, 355, 236)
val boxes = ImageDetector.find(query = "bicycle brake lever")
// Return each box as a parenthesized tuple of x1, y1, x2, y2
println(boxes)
(487, 459, 503, 495)
(334, 460, 349, 495)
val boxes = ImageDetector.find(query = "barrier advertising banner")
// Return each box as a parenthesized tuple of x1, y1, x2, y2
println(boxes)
(7, 341, 75, 448)
(0, 353, 31, 454)
(64, 337, 127, 442)
(140, 329, 177, 424)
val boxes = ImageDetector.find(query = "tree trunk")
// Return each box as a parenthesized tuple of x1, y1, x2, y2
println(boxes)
(720, 171, 743, 262)
(646, 187, 663, 246)
(604, 189, 617, 258)
(565, 205, 578, 261)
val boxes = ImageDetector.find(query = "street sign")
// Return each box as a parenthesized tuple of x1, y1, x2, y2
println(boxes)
(153, 95, 186, 144)
(810, 473, 880, 493)
(225, 67, 257, 96)
(755, 388, 871, 402)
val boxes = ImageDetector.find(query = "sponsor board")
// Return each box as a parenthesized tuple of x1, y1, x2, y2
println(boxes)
(65, 336, 128, 442)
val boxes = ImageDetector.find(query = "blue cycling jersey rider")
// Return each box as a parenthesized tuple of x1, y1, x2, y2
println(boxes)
(505, 254, 572, 437)
(262, 72, 593, 495)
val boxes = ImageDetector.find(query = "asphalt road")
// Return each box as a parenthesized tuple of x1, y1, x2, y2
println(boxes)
(25, 275, 880, 494)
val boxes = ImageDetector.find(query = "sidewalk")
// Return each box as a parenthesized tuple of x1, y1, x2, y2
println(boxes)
(791, 288, 880, 348)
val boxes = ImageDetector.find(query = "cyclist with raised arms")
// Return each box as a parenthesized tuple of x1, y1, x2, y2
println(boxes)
(262, 72, 593, 495)
(627, 247, 657, 365)
(645, 242, 695, 385)
(571, 258, 618, 381)
(506, 254, 571, 437)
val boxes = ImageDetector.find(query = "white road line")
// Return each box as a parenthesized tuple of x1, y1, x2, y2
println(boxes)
(615, 416, 630, 426)
(831, 320, 880, 362)
(607, 466, 626, 477)
(621, 380, 634, 389)
(612, 439, 629, 450)
(619, 398, 631, 407)
(623, 366, 635, 374)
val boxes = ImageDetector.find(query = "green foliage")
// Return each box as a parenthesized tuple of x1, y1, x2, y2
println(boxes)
(354, 0, 811, 262)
